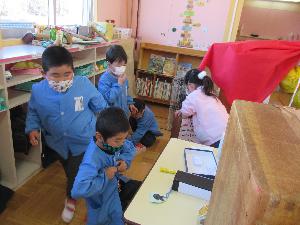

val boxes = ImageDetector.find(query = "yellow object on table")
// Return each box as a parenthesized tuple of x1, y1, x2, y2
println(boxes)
(160, 167, 177, 174)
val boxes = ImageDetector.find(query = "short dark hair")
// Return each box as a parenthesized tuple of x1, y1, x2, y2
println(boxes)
(96, 107, 130, 140)
(106, 45, 128, 64)
(42, 46, 74, 72)
(133, 98, 145, 112)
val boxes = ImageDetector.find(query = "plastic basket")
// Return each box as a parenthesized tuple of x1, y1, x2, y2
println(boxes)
(75, 64, 94, 77)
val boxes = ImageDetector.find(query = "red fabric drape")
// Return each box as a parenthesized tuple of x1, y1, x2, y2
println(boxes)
(199, 40, 300, 105)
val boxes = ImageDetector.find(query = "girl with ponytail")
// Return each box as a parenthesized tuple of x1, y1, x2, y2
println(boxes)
(175, 69, 228, 148)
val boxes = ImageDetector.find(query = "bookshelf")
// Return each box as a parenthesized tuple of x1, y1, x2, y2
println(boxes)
(136, 42, 206, 105)
(0, 38, 134, 190)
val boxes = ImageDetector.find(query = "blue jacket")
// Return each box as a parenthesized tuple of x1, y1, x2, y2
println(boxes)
(25, 76, 108, 159)
(98, 71, 134, 117)
(71, 139, 136, 225)
(129, 107, 162, 145)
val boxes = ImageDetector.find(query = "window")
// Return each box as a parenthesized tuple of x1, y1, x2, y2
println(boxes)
(0, 0, 49, 24)
(0, 0, 93, 26)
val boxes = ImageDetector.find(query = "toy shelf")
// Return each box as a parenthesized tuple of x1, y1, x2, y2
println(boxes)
(73, 48, 96, 68)
(6, 74, 43, 87)
(0, 38, 135, 190)
(7, 89, 31, 109)
(96, 45, 109, 62)
(136, 42, 206, 105)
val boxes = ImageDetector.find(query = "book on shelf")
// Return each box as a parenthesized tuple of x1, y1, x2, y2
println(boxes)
(176, 62, 192, 78)
(136, 77, 153, 97)
(153, 78, 171, 101)
(148, 54, 165, 74)
(163, 57, 176, 76)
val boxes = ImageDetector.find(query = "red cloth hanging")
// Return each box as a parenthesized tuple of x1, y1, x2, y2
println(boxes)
(199, 40, 300, 105)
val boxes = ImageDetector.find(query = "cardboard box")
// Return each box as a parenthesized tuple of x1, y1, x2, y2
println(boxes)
(206, 101, 300, 225)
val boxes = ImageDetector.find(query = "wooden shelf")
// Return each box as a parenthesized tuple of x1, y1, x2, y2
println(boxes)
(137, 43, 204, 106)
(0, 108, 7, 113)
(6, 74, 43, 87)
(137, 69, 175, 79)
(74, 59, 95, 68)
(96, 45, 109, 62)
(137, 95, 170, 106)
(83, 70, 105, 79)
(15, 158, 41, 187)
(140, 42, 206, 58)
(8, 89, 31, 109)
(96, 56, 106, 62)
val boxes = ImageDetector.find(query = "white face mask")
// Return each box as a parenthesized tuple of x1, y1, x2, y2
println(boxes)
(113, 66, 126, 76)
(47, 77, 73, 93)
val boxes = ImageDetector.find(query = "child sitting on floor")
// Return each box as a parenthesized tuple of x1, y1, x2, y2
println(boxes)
(129, 98, 162, 148)
(71, 107, 136, 225)
(175, 69, 228, 148)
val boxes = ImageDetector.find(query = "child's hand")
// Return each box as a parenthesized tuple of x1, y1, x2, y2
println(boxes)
(105, 167, 117, 180)
(117, 160, 128, 173)
(118, 74, 127, 85)
(129, 104, 138, 114)
(174, 110, 182, 118)
(29, 130, 40, 146)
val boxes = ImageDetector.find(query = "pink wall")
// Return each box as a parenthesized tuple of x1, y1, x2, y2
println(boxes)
(137, 0, 232, 50)
(240, 6, 300, 39)
(97, 0, 233, 50)
(97, 0, 128, 27)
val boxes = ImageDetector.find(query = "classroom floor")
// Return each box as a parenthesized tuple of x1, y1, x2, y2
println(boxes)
(0, 103, 171, 225)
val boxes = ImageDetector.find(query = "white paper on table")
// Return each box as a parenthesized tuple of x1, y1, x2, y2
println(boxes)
(178, 182, 211, 201)
(184, 148, 217, 176)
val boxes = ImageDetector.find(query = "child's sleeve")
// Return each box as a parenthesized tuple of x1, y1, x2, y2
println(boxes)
(25, 88, 41, 134)
(118, 140, 136, 168)
(87, 79, 108, 113)
(98, 75, 122, 105)
(180, 96, 196, 117)
(128, 117, 151, 145)
(126, 80, 134, 105)
(71, 155, 108, 199)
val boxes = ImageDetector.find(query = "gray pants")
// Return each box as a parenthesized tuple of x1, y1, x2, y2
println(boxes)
(52, 150, 84, 198)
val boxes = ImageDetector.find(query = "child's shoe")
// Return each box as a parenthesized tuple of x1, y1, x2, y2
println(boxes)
(61, 198, 76, 223)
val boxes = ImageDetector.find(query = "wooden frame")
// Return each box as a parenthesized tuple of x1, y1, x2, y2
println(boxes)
(223, 0, 245, 42)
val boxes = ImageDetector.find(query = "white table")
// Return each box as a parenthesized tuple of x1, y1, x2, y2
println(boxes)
(124, 138, 216, 225)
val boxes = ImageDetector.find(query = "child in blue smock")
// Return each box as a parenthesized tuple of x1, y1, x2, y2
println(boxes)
(25, 46, 107, 223)
(129, 98, 162, 148)
(98, 45, 137, 117)
(71, 107, 136, 225)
